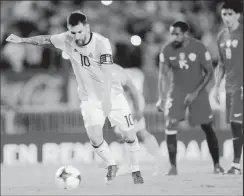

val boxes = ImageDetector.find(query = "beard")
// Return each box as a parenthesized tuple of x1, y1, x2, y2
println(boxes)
(172, 41, 182, 48)
(75, 39, 85, 46)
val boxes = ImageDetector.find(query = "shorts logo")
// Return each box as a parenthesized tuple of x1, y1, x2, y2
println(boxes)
(232, 40, 238, 48)
(89, 53, 93, 58)
(188, 53, 196, 61)
(169, 56, 176, 60)
(233, 113, 242, 118)
(226, 40, 231, 48)
(220, 43, 225, 48)
(159, 53, 164, 62)
(205, 51, 211, 61)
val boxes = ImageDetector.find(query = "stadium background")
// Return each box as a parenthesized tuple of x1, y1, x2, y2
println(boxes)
(0, 1, 241, 166)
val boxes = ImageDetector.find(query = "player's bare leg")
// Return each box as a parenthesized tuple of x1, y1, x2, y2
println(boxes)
(200, 122, 225, 174)
(227, 122, 243, 175)
(86, 125, 117, 184)
(137, 129, 163, 176)
(164, 119, 179, 176)
(122, 131, 144, 184)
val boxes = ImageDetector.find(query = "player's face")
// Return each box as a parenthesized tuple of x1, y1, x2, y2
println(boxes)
(68, 22, 89, 46)
(170, 27, 185, 48)
(221, 9, 240, 28)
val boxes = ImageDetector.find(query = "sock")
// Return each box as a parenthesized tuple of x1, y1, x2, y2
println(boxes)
(125, 137, 140, 173)
(230, 122, 243, 164)
(92, 140, 116, 166)
(142, 133, 161, 161)
(165, 130, 177, 168)
(201, 122, 220, 166)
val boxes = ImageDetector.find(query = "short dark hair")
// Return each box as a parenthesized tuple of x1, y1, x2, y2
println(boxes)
(171, 21, 189, 32)
(67, 11, 87, 26)
(221, 1, 243, 13)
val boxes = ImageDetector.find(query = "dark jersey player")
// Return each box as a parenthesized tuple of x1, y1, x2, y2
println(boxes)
(213, 2, 243, 175)
(156, 21, 224, 175)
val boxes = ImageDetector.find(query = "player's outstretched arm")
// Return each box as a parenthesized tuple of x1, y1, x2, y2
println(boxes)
(6, 34, 52, 46)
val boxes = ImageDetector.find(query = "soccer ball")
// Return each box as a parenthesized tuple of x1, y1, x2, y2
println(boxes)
(55, 165, 81, 189)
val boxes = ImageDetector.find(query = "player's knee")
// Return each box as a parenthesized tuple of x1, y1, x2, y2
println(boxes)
(86, 125, 104, 146)
(89, 137, 104, 147)
(166, 119, 180, 130)
(122, 131, 136, 143)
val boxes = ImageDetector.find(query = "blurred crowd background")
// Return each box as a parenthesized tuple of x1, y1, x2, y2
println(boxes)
(1, 0, 238, 134)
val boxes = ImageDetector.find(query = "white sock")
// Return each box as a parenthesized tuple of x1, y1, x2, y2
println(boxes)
(93, 140, 116, 166)
(126, 137, 140, 172)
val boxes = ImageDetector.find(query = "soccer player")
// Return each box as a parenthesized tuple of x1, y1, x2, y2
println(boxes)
(6, 10, 144, 184)
(213, 2, 243, 175)
(156, 21, 225, 175)
(109, 64, 163, 176)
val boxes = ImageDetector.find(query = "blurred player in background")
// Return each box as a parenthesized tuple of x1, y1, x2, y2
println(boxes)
(6, 10, 144, 184)
(109, 64, 163, 176)
(156, 21, 224, 175)
(213, 2, 243, 175)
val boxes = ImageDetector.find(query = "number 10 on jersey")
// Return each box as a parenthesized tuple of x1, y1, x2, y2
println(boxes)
(80, 54, 90, 67)
(124, 114, 133, 127)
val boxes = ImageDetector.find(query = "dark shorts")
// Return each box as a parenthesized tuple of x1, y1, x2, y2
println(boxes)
(226, 87, 243, 124)
(165, 89, 212, 126)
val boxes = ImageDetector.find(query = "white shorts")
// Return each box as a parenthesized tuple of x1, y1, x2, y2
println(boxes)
(114, 93, 146, 134)
(80, 94, 134, 131)
(114, 116, 146, 135)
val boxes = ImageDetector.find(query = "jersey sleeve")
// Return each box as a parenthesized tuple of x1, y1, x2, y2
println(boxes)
(197, 43, 212, 67)
(50, 32, 67, 51)
(98, 38, 113, 65)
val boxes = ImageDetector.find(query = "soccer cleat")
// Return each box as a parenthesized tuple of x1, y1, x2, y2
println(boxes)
(165, 166, 178, 176)
(132, 171, 144, 184)
(105, 165, 118, 184)
(226, 166, 242, 175)
(214, 164, 225, 174)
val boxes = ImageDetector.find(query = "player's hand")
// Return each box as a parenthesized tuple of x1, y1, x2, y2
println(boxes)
(156, 98, 165, 112)
(5, 34, 23, 43)
(184, 92, 198, 107)
(212, 87, 220, 105)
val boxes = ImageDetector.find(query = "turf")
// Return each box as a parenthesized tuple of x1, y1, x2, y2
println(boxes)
(1, 159, 242, 195)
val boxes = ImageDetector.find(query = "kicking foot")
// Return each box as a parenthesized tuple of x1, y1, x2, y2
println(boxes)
(105, 165, 118, 184)
(132, 171, 144, 184)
